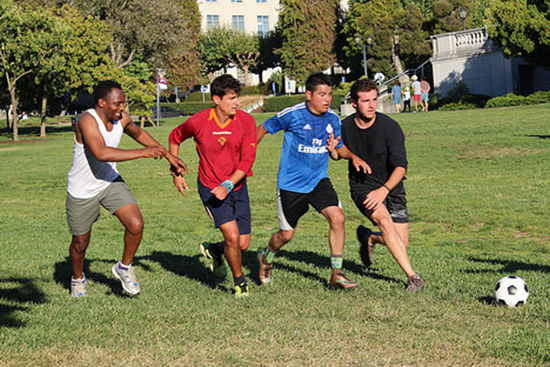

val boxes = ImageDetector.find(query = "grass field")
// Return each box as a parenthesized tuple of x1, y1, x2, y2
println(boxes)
(1, 105, 550, 366)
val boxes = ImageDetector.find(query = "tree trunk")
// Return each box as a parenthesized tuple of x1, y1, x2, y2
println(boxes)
(40, 96, 47, 137)
(10, 90, 19, 141)
(391, 33, 409, 87)
(5, 108, 10, 130)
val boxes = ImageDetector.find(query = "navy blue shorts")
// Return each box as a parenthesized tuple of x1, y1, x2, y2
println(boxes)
(197, 179, 251, 235)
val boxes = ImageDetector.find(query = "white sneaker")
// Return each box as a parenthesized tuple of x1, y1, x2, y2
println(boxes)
(112, 261, 140, 295)
(71, 273, 87, 298)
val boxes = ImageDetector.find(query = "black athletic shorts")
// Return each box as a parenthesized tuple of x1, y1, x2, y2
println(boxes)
(350, 184, 409, 224)
(277, 177, 341, 230)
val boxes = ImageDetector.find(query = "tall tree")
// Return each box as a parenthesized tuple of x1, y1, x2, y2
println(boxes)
(72, 0, 193, 68)
(230, 31, 260, 86)
(276, 0, 340, 83)
(250, 30, 283, 84)
(198, 27, 234, 80)
(485, 0, 550, 68)
(0, 0, 70, 141)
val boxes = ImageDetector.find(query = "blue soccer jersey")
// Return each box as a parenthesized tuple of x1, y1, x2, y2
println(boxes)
(264, 102, 343, 193)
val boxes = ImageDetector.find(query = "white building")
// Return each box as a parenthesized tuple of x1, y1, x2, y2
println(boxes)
(198, 0, 281, 85)
(430, 27, 550, 97)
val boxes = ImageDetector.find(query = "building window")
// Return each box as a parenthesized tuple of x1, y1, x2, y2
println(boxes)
(232, 15, 245, 32)
(256, 0, 266, 3)
(206, 0, 217, 2)
(207, 15, 219, 29)
(231, 0, 243, 2)
(257, 15, 269, 37)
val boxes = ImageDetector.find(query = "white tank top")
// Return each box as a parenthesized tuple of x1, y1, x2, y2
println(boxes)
(67, 108, 123, 198)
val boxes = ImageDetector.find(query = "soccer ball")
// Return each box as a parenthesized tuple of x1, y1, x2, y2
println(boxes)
(494, 275, 529, 307)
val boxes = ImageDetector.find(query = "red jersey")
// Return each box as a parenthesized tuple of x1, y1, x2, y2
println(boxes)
(169, 108, 257, 190)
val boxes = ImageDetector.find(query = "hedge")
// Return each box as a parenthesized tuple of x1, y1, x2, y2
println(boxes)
(485, 91, 550, 108)
(161, 102, 214, 115)
(263, 92, 345, 112)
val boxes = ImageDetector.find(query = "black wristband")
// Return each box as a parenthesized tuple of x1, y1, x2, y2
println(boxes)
(382, 184, 391, 192)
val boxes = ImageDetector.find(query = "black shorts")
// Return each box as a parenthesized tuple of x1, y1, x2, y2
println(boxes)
(351, 184, 409, 224)
(197, 179, 251, 235)
(277, 178, 341, 230)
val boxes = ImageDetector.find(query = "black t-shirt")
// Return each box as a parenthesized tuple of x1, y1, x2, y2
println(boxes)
(341, 112, 407, 192)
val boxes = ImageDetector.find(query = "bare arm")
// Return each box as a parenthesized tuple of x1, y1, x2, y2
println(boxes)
(333, 143, 372, 174)
(363, 166, 406, 211)
(169, 143, 189, 196)
(257, 123, 269, 144)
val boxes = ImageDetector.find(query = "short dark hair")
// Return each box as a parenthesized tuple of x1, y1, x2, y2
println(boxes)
(93, 80, 122, 104)
(305, 72, 333, 92)
(210, 74, 241, 99)
(350, 79, 379, 102)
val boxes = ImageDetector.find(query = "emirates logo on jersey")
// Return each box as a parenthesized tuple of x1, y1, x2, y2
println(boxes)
(218, 137, 227, 147)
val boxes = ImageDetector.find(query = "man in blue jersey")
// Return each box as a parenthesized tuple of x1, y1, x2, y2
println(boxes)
(256, 72, 370, 290)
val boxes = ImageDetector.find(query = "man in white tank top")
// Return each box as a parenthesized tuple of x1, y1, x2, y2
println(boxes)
(66, 80, 186, 298)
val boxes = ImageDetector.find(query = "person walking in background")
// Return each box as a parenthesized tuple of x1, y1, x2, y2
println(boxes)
(340, 78, 424, 293)
(402, 87, 411, 113)
(256, 72, 370, 290)
(66, 80, 186, 298)
(420, 76, 431, 112)
(411, 75, 423, 113)
(168, 74, 257, 298)
(391, 81, 402, 113)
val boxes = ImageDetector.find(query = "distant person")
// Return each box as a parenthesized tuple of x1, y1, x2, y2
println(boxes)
(66, 80, 186, 298)
(391, 81, 402, 113)
(420, 76, 431, 111)
(402, 87, 411, 113)
(168, 74, 257, 298)
(411, 75, 422, 113)
(340, 78, 424, 293)
(20, 112, 29, 120)
(256, 72, 370, 290)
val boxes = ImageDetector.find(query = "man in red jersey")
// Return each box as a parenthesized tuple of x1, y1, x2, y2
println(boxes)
(168, 74, 257, 298)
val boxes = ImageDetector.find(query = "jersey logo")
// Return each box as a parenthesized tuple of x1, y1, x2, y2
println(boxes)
(326, 124, 333, 134)
(303, 124, 312, 130)
(218, 137, 227, 147)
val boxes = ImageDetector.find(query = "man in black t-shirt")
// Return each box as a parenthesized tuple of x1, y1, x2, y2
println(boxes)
(340, 79, 424, 292)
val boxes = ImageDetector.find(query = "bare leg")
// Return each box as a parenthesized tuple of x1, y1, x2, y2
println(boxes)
(113, 204, 144, 266)
(320, 206, 346, 276)
(69, 231, 91, 279)
(219, 220, 243, 278)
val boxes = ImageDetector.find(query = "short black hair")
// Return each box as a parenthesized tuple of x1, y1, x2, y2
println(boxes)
(350, 79, 379, 102)
(305, 72, 333, 92)
(210, 74, 241, 99)
(93, 80, 122, 104)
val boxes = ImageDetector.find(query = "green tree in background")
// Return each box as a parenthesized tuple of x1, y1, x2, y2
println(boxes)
(485, 0, 550, 68)
(0, 0, 71, 141)
(276, 0, 340, 83)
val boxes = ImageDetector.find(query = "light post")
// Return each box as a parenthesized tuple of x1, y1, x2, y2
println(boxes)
(355, 35, 373, 78)
(459, 8, 468, 30)
(156, 68, 166, 127)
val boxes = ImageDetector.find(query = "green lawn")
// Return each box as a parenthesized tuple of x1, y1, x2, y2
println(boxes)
(1, 105, 550, 366)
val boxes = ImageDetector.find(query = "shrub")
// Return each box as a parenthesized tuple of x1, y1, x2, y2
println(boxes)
(434, 81, 491, 110)
(524, 90, 550, 105)
(162, 102, 214, 115)
(485, 93, 526, 108)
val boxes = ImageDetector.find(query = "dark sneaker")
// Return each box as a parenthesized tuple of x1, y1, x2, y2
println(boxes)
(406, 274, 424, 293)
(257, 250, 274, 285)
(357, 225, 374, 268)
(234, 282, 249, 298)
(328, 273, 358, 290)
(200, 242, 227, 279)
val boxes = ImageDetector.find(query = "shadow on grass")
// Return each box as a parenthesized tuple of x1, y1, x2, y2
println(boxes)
(525, 134, 550, 139)
(0, 125, 73, 141)
(274, 249, 401, 286)
(54, 257, 148, 298)
(142, 251, 228, 292)
(0, 277, 47, 328)
(464, 256, 550, 275)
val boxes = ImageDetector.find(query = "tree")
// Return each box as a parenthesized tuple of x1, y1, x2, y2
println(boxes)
(0, 0, 71, 141)
(341, 0, 431, 80)
(72, 0, 193, 68)
(250, 30, 283, 84)
(485, 0, 550, 68)
(198, 27, 234, 80)
(230, 31, 260, 86)
(276, 0, 340, 83)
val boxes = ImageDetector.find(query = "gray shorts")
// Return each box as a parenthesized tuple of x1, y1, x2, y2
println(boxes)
(66, 179, 137, 236)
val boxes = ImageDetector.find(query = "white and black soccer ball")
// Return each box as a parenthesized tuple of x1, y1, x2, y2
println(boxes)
(494, 275, 529, 307)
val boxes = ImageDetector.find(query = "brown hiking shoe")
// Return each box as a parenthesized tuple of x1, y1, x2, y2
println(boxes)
(257, 250, 274, 285)
(406, 274, 424, 293)
(357, 225, 374, 268)
(329, 273, 358, 290)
